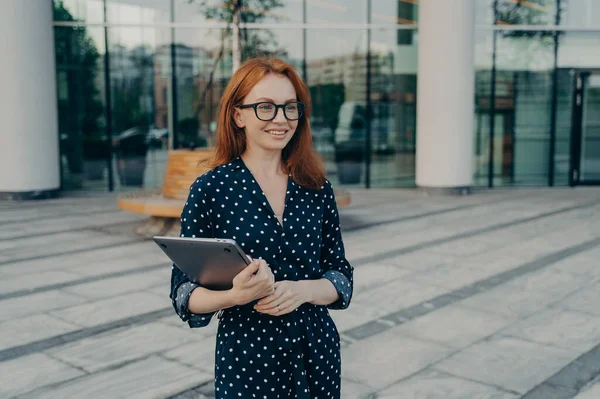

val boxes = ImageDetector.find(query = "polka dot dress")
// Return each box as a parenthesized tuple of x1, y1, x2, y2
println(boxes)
(169, 157, 354, 398)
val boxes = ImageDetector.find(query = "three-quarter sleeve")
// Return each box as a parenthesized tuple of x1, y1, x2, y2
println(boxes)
(320, 180, 354, 310)
(169, 175, 215, 328)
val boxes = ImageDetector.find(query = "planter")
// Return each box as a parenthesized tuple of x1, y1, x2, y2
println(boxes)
(118, 156, 146, 187)
(84, 159, 106, 181)
(334, 141, 365, 185)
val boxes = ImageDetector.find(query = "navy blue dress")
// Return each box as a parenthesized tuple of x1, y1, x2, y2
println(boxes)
(170, 157, 353, 399)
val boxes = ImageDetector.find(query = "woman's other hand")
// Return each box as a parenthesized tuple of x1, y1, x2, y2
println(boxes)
(230, 259, 275, 306)
(253, 281, 310, 316)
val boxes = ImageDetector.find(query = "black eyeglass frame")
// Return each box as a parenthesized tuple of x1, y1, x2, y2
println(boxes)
(237, 101, 306, 121)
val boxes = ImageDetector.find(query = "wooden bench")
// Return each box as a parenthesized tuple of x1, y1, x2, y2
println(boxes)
(118, 149, 351, 238)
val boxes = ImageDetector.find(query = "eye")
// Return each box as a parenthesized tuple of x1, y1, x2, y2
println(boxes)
(258, 103, 274, 111)
(286, 104, 298, 111)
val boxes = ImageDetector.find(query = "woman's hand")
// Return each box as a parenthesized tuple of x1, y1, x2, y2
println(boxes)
(229, 259, 275, 306)
(253, 281, 310, 316)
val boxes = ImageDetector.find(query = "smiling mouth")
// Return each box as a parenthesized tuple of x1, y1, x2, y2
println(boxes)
(265, 129, 288, 136)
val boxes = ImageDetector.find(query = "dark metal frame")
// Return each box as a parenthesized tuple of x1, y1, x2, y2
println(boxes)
(170, 0, 180, 149)
(488, 0, 499, 188)
(548, 0, 562, 186)
(570, 69, 600, 186)
(103, 0, 114, 192)
(365, 0, 372, 189)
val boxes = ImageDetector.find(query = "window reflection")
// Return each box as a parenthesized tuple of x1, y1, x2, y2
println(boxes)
(306, 0, 366, 24)
(54, 2, 108, 191)
(172, 28, 232, 150)
(371, 0, 418, 25)
(369, 29, 417, 188)
(492, 31, 554, 186)
(53, 0, 104, 23)
(559, 0, 600, 28)
(496, 0, 558, 26)
(106, 0, 170, 24)
(174, 0, 302, 24)
(108, 26, 171, 190)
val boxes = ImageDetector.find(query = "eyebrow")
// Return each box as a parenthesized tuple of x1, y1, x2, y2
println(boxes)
(255, 97, 297, 103)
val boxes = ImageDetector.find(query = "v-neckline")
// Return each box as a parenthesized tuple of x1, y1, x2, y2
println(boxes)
(237, 157, 291, 229)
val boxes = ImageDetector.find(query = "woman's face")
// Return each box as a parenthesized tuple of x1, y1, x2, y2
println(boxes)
(234, 73, 299, 154)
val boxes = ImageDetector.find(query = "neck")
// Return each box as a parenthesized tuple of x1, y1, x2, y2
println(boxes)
(241, 147, 285, 178)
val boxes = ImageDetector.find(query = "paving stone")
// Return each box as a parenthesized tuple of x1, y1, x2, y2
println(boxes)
(500, 308, 600, 352)
(47, 322, 197, 373)
(458, 282, 567, 320)
(501, 268, 591, 299)
(340, 378, 374, 399)
(573, 381, 600, 399)
(1, 241, 152, 277)
(402, 262, 498, 291)
(0, 270, 82, 296)
(351, 279, 446, 319)
(434, 336, 578, 394)
(345, 320, 392, 341)
(161, 335, 217, 373)
(376, 250, 451, 271)
(553, 283, 600, 317)
(376, 369, 519, 399)
(352, 262, 411, 295)
(0, 353, 85, 398)
(63, 268, 169, 300)
(393, 304, 511, 349)
(0, 314, 80, 351)
(330, 303, 383, 333)
(0, 289, 86, 323)
(49, 292, 169, 327)
(342, 327, 450, 390)
(520, 383, 578, 399)
(20, 355, 211, 399)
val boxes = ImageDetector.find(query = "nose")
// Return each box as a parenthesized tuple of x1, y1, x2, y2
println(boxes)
(272, 106, 287, 123)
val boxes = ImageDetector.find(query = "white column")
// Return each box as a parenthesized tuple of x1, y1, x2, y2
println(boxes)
(416, 0, 475, 192)
(0, 1, 59, 199)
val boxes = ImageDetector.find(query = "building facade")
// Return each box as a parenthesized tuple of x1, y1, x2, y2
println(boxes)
(1, 0, 599, 199)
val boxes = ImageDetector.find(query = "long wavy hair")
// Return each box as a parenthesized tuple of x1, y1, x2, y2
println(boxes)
(205, 57, 326, 190)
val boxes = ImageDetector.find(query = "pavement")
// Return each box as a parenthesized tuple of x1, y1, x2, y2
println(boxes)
(2, 187, 600, 398)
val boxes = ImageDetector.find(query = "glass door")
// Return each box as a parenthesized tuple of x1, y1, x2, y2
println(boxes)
(570, 71, 600, 186)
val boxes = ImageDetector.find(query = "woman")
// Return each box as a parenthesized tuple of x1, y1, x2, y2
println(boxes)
(170, 57, 353, 399)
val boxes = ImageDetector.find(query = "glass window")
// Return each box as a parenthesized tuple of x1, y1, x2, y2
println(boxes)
(54, 21, 108, 191)
(371, 0, 418, 25)
(306, 0, 367, 24)
(306, 29, 367, 187)
(53, 0, 104, 23)
(496, 0, 558, 26)
(473, 30, 495, 186)
(559, 0, 600, 28)
(107, 26, 172, 191)
(368, 28, 418, 188)
(174, 0, 302, 24)
(172, 28, 233, 151)
(106, 0, 170, 24)
(475, 0, 495, 26)
(491, 31, 555, 186)
(556, 31, 600, 185)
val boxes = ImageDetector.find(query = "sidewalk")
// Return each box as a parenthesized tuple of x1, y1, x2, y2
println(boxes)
(1, 187, 600, 398)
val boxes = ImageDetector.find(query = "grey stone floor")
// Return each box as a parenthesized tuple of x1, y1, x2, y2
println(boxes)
(2, 187, 600, 399)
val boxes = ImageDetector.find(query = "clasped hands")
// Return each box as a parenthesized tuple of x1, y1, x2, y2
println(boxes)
(230, 258, 309, 316)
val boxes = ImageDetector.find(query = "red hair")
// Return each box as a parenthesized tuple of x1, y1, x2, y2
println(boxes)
(207, 57, 326, 190)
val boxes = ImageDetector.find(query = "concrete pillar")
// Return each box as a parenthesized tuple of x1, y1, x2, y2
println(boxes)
(416, 0, 475, 194)
(0, 1, 60, 200)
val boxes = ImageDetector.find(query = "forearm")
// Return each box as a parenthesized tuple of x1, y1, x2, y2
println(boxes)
(297, 279, 339, 306)
(188, 286, 237, 314)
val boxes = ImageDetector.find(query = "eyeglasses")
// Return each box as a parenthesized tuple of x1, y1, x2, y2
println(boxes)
(237, 101, 306, 121)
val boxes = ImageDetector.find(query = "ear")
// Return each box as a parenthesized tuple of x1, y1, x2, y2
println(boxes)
(233, 107, 245, 128)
